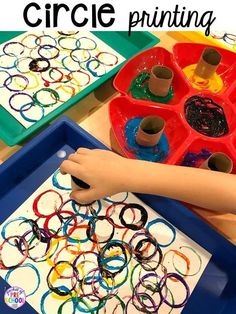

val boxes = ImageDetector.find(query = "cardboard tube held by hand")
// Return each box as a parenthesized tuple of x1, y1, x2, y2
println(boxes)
(200, 152, 233, 173)
(194, 48, 222, 79)
(136, 116, 165, 147)
(148, 65, 173, 97)
(71, 175, 90, 191)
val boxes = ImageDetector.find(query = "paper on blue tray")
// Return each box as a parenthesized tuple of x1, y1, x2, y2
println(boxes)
(0, 117, 235, 314)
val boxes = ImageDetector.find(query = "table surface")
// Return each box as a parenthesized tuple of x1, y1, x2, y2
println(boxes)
(0, 31, 235, 245)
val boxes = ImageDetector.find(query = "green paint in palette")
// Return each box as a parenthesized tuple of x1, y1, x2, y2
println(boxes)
(128, 72, 174, 103)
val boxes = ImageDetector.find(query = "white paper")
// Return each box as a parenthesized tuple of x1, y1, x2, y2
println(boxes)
(0, 31, 125, 128)
(0, 170, 211, 313)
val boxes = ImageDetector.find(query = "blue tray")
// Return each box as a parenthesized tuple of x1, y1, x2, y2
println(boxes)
(0, 116, 235, 314)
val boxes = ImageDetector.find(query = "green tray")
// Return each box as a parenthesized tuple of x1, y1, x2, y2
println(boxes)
(0, 31, 159, 146)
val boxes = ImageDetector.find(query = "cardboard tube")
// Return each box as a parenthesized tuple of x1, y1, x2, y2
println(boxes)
(71, 176, 90, 190)
(136, 116, 165, 147)
(194, 48, 222, 79)
(148, 66, 173, 97)
(200, 152, 233, 173)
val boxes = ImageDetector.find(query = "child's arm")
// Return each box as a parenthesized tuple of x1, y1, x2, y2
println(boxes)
(60, 148, 236, 213)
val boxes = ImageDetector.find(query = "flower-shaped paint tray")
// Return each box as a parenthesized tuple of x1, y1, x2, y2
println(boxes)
(110, 43, 236, 172)
(110, 96, 190, 163)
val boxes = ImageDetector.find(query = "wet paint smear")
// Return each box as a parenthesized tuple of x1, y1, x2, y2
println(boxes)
(128, 72, 174, 103)
(125, 117, 169, 162)
(184, 95, 229, 137)
(181, 149, 212, 167)
(183, 64, 223, 93)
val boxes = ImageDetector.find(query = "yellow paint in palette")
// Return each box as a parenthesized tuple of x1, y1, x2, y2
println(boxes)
(183, 64, 224, 93)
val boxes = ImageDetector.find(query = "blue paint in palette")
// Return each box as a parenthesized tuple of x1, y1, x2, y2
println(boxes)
(125, 117, 169, 162)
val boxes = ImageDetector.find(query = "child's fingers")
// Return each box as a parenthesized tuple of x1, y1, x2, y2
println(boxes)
(68, 153, 85, 164)
(76, 147, 91, 155)
(70, 189, 96, 204)
(60, 160, 84, 177)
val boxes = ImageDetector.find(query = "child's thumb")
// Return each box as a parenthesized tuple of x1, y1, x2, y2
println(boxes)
(70, 189, 96, 205)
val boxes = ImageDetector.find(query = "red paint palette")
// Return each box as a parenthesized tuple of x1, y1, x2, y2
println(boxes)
(114, 47, 190, 105)
(173, 43, 236, 90)
(109, 43, 236, 172)
(109, 96, 189, 162)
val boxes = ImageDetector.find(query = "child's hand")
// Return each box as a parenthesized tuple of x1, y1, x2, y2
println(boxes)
(60, 148, 131, 204)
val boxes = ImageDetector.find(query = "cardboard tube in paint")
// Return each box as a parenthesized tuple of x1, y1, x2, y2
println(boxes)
(136, 116, 165, 147)
(148, 65, 173, 97)
(194, 48, 222, 79)
(71, 175, 90, 190)
(200, 152, 233, 173)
